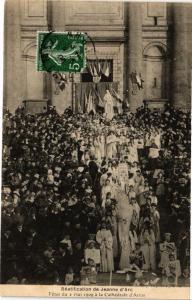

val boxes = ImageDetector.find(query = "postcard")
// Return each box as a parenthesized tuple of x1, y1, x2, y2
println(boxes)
(1, 0, 191, 299)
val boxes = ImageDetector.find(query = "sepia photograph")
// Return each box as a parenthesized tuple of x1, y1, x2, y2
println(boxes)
(1, 0, 191, 297)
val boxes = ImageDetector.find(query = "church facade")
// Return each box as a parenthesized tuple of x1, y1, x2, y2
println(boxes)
(4, 0, 192, 113)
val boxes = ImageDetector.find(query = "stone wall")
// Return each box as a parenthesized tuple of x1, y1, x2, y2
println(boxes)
(3, 0, 192, 113)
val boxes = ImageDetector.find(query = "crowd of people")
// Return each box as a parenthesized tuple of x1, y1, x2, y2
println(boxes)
(1, 102, 190, 286)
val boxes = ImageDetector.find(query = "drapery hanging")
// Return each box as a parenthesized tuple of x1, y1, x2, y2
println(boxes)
(75, 82, 120, 113)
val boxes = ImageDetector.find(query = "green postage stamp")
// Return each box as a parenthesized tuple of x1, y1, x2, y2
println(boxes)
(37, 31, 86, 73)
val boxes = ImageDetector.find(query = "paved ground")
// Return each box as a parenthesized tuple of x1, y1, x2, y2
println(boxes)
(97, 272, 128, 286)
(96, 272, 189, 286)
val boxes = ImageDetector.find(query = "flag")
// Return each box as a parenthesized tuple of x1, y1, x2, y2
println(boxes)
(52, 73, 67, 91)
(130, 72, 137, 84)
(86, 91, 96, 114)
(136, 73, 142, 87)
(105, 62, 110, 77)
(136, 73, 144, 89)
(95, 88, 104, 107)
(90, 64, 94, 76)
(97, 61, 101, 74)
(93, 64, 98, 77)
(102, 60, 108, 76)
(84, 92, 88, 112)
(78, 100, 83, 113)
(110, 88, 122, 102)
(86, 91, 92, 113)
(59, 79, 65, 91)
(130, 72, 138, 94)
(87, 61, 94, 76)
(94, 60, 101, 76)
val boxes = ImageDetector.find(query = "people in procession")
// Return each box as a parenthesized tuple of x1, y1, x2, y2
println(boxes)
(1, 101, 190, 286)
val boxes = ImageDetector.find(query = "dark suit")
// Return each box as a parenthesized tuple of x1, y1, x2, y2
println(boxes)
(1, 233, 15, 283)
(11, 227, 26, 253)
(89, 160, 98, 185)
(54, 251, 72, 283)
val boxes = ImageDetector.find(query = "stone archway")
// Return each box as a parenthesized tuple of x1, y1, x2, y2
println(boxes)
(143, 42, 168, 100)
(22, 43, 45, 100)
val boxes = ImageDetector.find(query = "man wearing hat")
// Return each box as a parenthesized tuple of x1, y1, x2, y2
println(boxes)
(71, 216, 88, 247)
(71, 238, 85, 283)
(54, 243, 71, 284)
(13, 190, 20, 206)
(88, 156, 98, 185)
(11, 215, 27, 261)
(133, 169, 145, 196)
(1, 223, 16, 283)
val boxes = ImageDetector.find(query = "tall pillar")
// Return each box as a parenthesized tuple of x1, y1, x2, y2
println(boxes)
(127, 3, 143, 111)
(171, 4, 191, 110)
(186, 6, 192, 109)
(50, 0, 72, 114)
(4, 0, 22, 113)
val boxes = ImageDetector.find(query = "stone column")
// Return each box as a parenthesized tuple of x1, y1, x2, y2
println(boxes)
(50, 0, 72, 114)
(171, 4, 191, 110)
(127, 3, 143, 111)
(186, 6, 192, 109)
(4, 0, 22, 113)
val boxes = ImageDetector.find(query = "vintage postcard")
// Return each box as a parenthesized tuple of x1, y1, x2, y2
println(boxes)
(0, 0, 191, 299)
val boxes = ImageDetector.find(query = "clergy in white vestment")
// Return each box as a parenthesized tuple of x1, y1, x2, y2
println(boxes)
(93, 136, 102, 162)
(116, 189, 133, 270)
(100, 133, 106, 158)
(106, 132, 117, 160)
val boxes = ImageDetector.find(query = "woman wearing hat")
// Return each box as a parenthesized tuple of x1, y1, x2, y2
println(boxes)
(159, 233, 176, 269)
(139, 221, 156, 271)
(156, 172, 165, 205)
(127, 141, 138, 164)
(101, 179, 112, 209)
(93, 135, 102, 163)
(106, 131, 117, 160)
(100, 131, 106, 159)
(150, 204, 160, 243)
(96, 223, 114, 272)
(133, 169, 145, 196)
